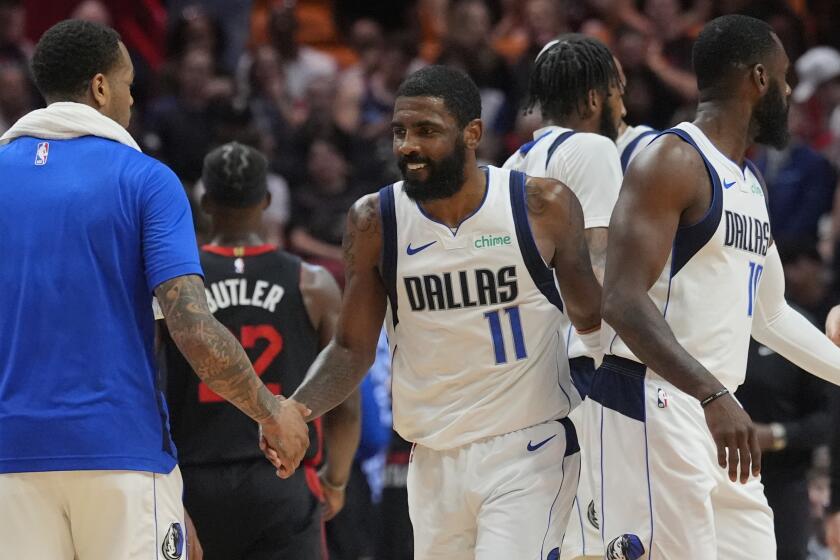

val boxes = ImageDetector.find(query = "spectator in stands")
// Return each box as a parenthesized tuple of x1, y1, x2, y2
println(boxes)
(336, 25, 418, 143)
(264, 2, 337, 102)
(145, 47, 231, 183)
(737, 238, 834, 560)
(437, 0, 515, 162)
(167, 4, 227, 67)
(751, 103, 837, 242)
(509, 0, 570, 104)
(288, 137, 359, 284)
(246, 44, 302, 177)
(0, 62, 33, 134)
(792, 46, 840, 166)
(70, 0, 112, 26)
(0, 0, 31, 66)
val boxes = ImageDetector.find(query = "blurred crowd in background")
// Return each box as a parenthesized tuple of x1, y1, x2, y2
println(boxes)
(4, 0, 840, 558)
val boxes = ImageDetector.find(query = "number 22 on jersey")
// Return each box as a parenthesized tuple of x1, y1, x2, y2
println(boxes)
(198, 324, 284, 403)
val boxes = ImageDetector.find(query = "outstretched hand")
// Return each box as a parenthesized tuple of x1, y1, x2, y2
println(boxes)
(703, 393, 760, 484)
(258, 396, 311, 478)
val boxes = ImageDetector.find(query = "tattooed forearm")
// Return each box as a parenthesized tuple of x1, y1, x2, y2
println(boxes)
(156, 275, 276, 422)
(292, 341, 371, 420)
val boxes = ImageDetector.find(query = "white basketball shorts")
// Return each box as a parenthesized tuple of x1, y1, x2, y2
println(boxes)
(0, 466, 187, 560)
(585, 355, 775, 560)
(407, 418, 580, 560)
(562, 357, 603, 560)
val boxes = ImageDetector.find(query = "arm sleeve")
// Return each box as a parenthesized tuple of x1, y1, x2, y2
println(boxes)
(549, 134, 622, 229)
(752, 244, 840, 384)
(141, 163, 203, 292)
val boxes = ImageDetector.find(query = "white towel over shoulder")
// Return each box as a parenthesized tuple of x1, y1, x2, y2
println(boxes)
(0, 101, 140, 151)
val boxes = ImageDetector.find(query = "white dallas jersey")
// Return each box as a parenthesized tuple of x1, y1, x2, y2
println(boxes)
(609, 122, 771, 391)
(503, 125, 622, 360)
(615, 124, 658, 173)
(379, 165, 579, 450)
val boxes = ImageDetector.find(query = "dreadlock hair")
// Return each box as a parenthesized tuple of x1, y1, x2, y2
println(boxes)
(395, 65, 481, 129)
(526, 33, 620, 122)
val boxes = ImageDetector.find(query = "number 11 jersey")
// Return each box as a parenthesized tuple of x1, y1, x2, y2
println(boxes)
(379, 166, 580, 451)
(163, 245, 321, 466)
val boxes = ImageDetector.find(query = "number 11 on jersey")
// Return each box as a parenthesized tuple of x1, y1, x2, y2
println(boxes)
(484, 305, 527, 364)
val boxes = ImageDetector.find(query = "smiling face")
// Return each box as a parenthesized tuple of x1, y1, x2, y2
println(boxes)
(391, 95, 474, 202)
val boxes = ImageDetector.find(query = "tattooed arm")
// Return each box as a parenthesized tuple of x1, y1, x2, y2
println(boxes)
(525, 176, 601, 331)
(290, 194, 387, 420)
(300, 262, 361, 519)
(155, 274, 310, 474)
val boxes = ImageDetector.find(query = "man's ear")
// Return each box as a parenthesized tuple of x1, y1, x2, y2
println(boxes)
(463, 118, 483, 150)
(752, 63, 770, 95)
(89, 73, 109, 109)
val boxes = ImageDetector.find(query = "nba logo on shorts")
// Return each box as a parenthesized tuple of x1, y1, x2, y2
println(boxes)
(657, 387, 669, 409)
(34, 142, 49, 166)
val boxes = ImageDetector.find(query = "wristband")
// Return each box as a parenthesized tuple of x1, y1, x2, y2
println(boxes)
(319, 471, 347, 492)
(700, 388, 730, 408)
(769, 422, 787, 451)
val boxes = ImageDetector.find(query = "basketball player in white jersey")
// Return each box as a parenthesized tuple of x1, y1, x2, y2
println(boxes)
(265, 65, 604, 559)
(591, 15, 840, 559)
(503, 34, 624, 560)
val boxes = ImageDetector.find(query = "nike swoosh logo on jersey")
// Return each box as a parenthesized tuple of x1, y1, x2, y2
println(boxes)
(723, 179, 736, 189)
(526, 434, 556, 452)
(406, 241, 437, 255)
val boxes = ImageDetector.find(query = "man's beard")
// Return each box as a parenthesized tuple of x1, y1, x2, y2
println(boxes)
(753, 79, 790, 149)
(599, 99, 619, 141)
(400, 138, 467, 202)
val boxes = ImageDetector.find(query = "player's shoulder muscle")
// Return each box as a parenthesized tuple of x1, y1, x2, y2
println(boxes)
(622, 133, 708, 207)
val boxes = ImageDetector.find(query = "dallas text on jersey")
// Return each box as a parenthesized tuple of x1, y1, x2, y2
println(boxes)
(403, 266, 518, 312)
(723, 210, 771, 257)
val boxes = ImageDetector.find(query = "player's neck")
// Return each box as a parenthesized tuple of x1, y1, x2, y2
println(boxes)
(418, 164, 487, 230)
(546, 116, 595, 134)
(208, 220, 267, 247)
(693, 100, 753, 166)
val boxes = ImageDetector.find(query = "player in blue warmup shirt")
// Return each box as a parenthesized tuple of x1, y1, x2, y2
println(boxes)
(0, 20, 308, 560)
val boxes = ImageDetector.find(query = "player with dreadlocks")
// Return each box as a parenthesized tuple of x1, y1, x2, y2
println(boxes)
(503, 34, 625, 560)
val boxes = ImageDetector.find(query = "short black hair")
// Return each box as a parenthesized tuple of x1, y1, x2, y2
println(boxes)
(395, 65, 481, 128)
(526, 34, 620, 122)
(693, 15, 778, 93)
(203, 142, 269, 208)
(31, 20, 122, 100)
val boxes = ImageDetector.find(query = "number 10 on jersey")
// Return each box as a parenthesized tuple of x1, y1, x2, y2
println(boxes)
(484, 306, 527, 364)
(748, 261, 764, 317)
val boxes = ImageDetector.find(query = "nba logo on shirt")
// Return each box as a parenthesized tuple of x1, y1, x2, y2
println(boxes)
(657, 387, 669, 409)
(34, 142, 49, 166)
